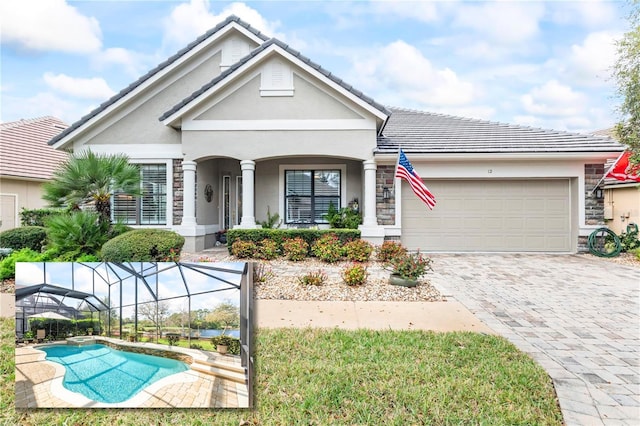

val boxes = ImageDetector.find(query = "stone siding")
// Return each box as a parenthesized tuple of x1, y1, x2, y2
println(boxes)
(172, 159, 183, 225)
(376, 165, 396, 225)
(579, 163, 606, 252)
(95, 338, 194, 364)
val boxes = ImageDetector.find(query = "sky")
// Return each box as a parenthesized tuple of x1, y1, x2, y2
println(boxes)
(0, 0, 633, 134)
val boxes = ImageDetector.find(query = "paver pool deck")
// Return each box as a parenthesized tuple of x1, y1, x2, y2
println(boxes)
(15, 339, 248, 408)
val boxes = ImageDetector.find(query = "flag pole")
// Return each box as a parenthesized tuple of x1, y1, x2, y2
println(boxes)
(589, 151, 625, 195)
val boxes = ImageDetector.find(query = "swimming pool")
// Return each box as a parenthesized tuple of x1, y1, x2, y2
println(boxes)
(40, 343, 188, 403)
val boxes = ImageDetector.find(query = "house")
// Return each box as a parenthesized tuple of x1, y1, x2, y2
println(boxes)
(47, 16, 624, 253)
(0, 116, 69, 231)
(594, 129, 640, 235)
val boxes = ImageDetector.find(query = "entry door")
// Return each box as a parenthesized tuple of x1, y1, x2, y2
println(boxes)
(0, 194, 17, 231)
(222, 176, 243, 229)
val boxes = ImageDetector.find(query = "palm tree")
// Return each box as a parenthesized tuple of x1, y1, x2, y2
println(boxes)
(43, 150, 141, 223)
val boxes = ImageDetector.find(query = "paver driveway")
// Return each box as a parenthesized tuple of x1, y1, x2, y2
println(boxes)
(428, 254, 640, 426)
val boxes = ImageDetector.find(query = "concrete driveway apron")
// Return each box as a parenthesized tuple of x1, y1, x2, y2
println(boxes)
(428, 254, 640, 426)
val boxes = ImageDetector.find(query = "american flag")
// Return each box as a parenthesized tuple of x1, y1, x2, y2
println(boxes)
(395, 149, 436, 210)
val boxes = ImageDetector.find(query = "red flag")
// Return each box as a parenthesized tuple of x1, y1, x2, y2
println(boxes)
(395, 149, 436, 210)
(606, 151, 640, 182)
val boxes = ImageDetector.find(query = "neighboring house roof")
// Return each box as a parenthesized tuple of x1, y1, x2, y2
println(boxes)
(377, 108, 625, 154)
(48, 15, 269, 147)
(160, 38, 392, 123)
(0, 116, 68, 180)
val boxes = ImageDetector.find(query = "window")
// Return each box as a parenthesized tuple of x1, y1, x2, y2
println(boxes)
(113, 164, 167, 225)
(285, 170, 340, 224)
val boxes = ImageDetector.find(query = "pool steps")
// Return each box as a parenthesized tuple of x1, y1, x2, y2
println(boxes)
(190, 358, 246, 383)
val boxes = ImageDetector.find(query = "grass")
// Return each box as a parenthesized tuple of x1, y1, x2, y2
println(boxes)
(2, 318, 563, 425)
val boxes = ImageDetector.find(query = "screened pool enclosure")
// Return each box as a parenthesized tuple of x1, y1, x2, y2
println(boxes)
(15, 261, 253, 375)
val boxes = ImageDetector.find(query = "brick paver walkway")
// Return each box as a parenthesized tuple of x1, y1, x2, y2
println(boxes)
(429, 254, 640, 426)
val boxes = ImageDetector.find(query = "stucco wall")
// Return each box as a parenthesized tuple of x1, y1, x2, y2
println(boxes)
(83, 51, 222, 147)
(0, 178, 47, 231)
(604, 185, 640, 235)
(195, 73, 363, 120)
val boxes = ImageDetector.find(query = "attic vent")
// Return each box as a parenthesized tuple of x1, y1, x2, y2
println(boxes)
(220, 36, 251, 71)
(260, 59, 294, 97)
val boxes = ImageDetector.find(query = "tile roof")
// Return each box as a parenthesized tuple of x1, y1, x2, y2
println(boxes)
(377, 108, 625, 154)
(0, 116, 69, 180)
(160, 38, 391, 123)
(48, 15, 269, 147)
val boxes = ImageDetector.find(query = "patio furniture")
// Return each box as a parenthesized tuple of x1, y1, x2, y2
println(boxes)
(36, 329, 45, 343)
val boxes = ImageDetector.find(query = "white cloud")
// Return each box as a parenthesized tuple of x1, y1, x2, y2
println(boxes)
(452, 2, 545, 44)
(0, 0, 101, 54)
(521, 80, 587, 117)
(43, 73, 115, 100)
(565, 31, 620, 86)
(162, 0, 281, 49)
(551, 0, 618, 28)
(370, 0, 440, 22)
(91, 47, 151, 79)
(352, 40, 475, 107)
(0, 92, 95, 124)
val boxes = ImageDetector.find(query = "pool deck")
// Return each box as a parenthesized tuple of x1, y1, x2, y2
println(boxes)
(15, 338, 249, 408)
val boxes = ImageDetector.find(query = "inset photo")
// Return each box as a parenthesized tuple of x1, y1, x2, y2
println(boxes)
(14, 261, 253, 408)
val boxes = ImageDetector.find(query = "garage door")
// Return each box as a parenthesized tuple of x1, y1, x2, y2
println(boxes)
(401, 179, 571, 252)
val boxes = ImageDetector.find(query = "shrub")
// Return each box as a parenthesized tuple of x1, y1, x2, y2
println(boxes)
(298, 269, 327, 286)
(253, 262, 274, 283)
(324, 202, 362, 229)
(231, 240, 257, 258)
(19, 208, 66, 227)
(618, 229, 640, 252)
(343, 239, 373, 262)
(259, 206, 282, 229)
(282, 237, 309, 261)
(256, 239, 279, 260)
(387, 251, 433, 281)
(311, 233, 343, 263)
(342, 263, 368, 286)
(211, 335, 240, 355)
(0, 226, 47, 251)
(633, 247, 640, 261)
(225, 229, 360, 253)
(376, 241, 407, 263)
(101, 229, 185, 262)
(46, 211, 110, 258)
(0, 248, 45, 280)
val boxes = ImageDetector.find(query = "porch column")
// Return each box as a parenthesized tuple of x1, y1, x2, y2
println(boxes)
(239, 160, 257, 228)
(181, 160, 197, 226)
(362, 160, 378, 226)
(359, 159, 385, 245)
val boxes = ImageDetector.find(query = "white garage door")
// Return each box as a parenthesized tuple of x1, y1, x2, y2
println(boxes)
(401, 179, 571, 252)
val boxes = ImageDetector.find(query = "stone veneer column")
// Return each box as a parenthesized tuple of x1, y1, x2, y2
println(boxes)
(239, 160, 257, 228)
(578, 163, 606, 252)
(172, 159, 183, 225)
(376, 165, 396, 225)
(181, 160, 197, 226)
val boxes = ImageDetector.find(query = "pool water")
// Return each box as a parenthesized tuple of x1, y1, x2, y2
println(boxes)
(41, 343, 188, 403)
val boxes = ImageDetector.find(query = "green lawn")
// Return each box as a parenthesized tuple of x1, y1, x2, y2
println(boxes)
(2, 318, 562, 425)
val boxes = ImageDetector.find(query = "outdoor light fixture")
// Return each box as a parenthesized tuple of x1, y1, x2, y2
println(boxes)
(383, 187, 391, 201)
(595, 188, 604, 200)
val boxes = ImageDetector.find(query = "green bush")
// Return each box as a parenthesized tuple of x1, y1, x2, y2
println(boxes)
(618, 229, 640, 252)
(0, 248, 45, 280)
(256, 239, 279, 260)
(282, 237, 309, 261)
(342, 263, 368, 286)
(343, 239, 373, 262)
(298, 269, 327, 286)
(376, 241, 407, 263)
(46, 211, 110, 258)
(19, 207, 66, 227)
(311, 233, 343, 263)
(324, 202, 362, 229)
(0, 226, 47, 251)
(226, 229, 360, 253)
(101, 229, 185, 262)
(231, 240, 257, 258)
(211, 335, 240, 355)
